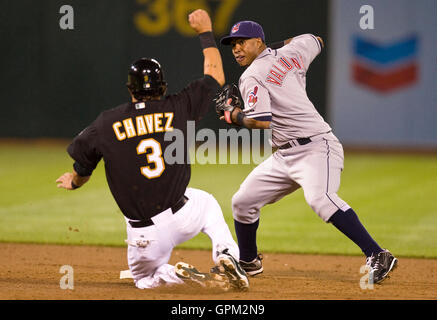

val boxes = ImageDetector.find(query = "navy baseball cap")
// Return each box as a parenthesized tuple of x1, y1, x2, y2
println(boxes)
(220, 21, 265, 45)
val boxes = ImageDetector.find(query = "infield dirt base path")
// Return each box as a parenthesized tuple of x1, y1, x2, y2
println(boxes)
(0, 243, 436, 300)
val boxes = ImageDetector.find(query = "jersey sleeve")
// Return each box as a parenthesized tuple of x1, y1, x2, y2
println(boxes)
(239, 77, 272, 121)
(67, 119, 103, 174)
(177, 75, 221, 121)
(285, 34, 322, 71)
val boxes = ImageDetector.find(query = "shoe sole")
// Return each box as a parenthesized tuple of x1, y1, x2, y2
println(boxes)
(218, 256, 249, 291)
(374, 257, 398, 284)
(175, 262, 230, 291)
(246, 267, 264, 277)
(175, 261, 194, 278)
(175, 262, 206, 287)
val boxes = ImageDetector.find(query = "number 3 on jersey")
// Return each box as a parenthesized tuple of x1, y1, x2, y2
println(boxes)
(136, 138, 165, 179)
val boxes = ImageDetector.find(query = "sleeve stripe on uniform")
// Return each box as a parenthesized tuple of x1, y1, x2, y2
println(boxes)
(309, 34, 322, 53)
(246, 111, 272, 119)
(252, 116, 272, 121)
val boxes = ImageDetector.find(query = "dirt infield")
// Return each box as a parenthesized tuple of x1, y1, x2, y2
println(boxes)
(0, 243, 436, 300)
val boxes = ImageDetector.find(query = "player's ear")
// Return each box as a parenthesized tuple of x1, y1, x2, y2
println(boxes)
(256, 38, 264, 49)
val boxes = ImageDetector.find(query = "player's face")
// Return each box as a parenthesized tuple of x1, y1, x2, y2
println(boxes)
(231, 38, 262, 67)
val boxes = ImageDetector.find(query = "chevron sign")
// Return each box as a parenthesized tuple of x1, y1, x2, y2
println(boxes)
(352, 35, 419, 93)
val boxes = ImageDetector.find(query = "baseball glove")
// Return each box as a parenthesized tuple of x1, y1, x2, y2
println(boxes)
(214, 84, 242, 124)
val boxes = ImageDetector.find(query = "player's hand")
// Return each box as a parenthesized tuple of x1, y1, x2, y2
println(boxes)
(215, 84, 242, 123)
(188, 9, 212, 34)
(56, 172, 74, 190)
(219, 106, 242, 124)
(230, 107, 242, 123)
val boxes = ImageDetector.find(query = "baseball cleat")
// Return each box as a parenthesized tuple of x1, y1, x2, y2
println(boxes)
(240, 253, 264, 276)
(366, 250, 398, 284)
(174, 262, 230, 291)
(210, 265, 226, 276)
(217, 249, 250, 291)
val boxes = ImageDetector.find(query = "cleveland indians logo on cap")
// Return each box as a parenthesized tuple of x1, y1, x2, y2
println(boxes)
(247, 86, 258, 107)
(231, 23, 240, 33)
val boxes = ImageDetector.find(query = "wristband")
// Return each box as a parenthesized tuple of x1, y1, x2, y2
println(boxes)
(198, 31, 217, 49)
(71, 181, 80, 190)
(236, 112, 246, 126)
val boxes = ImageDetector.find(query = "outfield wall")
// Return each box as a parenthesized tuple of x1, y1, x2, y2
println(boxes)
(328, 0, 437, 148)
(2, 0, 434, 149)
(0, 0, 327, 138)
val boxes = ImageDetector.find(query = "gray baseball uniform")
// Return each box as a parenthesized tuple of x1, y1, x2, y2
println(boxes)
(239, 34, 331, 146)
(221, 23, 397, 281)
(232, 34, 350, 223)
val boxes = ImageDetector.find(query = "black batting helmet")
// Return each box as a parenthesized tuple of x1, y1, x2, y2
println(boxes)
(126, 58, 167, 101)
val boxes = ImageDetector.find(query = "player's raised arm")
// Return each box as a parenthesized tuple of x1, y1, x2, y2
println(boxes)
(188, 9, 225, 87)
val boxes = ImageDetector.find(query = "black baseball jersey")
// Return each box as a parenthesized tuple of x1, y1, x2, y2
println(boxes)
(67, 75, 220, 220)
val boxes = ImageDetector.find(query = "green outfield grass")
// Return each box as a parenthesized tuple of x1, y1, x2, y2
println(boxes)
(1, 141, 437, 258)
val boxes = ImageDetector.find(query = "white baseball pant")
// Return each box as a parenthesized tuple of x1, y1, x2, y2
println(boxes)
(125, 187, 239, 289)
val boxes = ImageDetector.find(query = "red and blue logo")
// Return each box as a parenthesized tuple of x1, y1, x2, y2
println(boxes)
(247, 86, 258, 107)
(352, 35, 419, 93)
(231, 23, 240, 34)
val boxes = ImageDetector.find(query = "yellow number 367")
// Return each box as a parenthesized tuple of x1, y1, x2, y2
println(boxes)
(134, 0, 241, 37)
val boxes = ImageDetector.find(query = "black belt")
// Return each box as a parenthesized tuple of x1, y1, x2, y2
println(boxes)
(129, 195, 189, 228)
(279, 137, 312, 150)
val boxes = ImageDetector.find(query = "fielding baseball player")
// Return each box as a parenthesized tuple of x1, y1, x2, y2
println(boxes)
(215, 20, 398, 284)
(56, 10, 248, 291)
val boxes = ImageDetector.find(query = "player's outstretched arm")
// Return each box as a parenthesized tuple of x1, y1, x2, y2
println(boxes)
(269, 35, 324, 49)
(268, 38, 293, 49)
(188, 9, 225, 86)
(56, 169, 90, 190)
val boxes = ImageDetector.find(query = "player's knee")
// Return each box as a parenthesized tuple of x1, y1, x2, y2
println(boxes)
(304, 192, 338, 221)
(232, 191, 250, 214)
(305, 193, 323, 212)
(232, 193, 260, 224)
